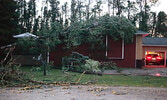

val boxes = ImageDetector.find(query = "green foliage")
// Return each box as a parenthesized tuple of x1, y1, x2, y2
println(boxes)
(62, 52, 102, 73)
(17, 21, 62, 54)
(17, 21, 62, 76)
(62, 52, 89, 71)
(16, 37, 40, 54)
(67, 59, 102, 73)
(84, 59, 101, 73)
(0, 0, 19, 46)
(138, 11, 149, 31)
(0, 65, 29, 86)
(49, 0, 60, 23)
(65, 15, 136, 50)
(99, 15, 136, 43)
(99, 62, 120, 72)
(155, 11, 167, 37)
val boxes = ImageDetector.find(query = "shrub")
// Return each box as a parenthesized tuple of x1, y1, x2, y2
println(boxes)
(62, 52, 89, 71)
(62, 52, 102, 73)
(84, 59, 101, 73)
(99, 61, 119, 71)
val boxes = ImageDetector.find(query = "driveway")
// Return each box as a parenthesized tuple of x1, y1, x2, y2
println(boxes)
(103, 68, 167, 76)
(0, 85, 167, 100)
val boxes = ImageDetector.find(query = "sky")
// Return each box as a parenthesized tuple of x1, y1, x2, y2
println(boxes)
(32, 0, 167, 14)
(151, 0, 167, 13)
(57, 0, 167, 14)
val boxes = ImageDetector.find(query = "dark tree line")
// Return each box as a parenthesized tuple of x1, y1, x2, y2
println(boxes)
(0, 0, 19, 46)
(16, 0, 166, 36)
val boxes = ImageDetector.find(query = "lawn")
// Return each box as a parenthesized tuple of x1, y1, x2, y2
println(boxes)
(20, 66, 167, 87)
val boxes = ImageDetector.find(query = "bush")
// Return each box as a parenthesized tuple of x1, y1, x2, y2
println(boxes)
(99, 62, 119, 71)
(84, 59, 101, 73)
(62, 52, 89, 71)
(62, 52, 102, 73)
(65, 59, 102, 73)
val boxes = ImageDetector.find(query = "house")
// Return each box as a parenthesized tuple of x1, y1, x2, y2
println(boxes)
(50, 31, 152, 68)
(6, 32, 166, 68)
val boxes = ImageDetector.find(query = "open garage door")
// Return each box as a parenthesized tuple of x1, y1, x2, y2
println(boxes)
(145, 51, 166, 68)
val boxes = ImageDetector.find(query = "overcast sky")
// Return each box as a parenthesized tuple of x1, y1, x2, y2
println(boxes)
(151, 0, 167, 13)
(32, 0, 167, 14)
(59, 0, 167, 13)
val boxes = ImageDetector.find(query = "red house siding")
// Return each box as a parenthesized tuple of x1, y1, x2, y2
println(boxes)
(107, 38, 123, 58)
(50, 36, 136, 68)
(49, 45, 68, 65)
(109, 37, 136, 68)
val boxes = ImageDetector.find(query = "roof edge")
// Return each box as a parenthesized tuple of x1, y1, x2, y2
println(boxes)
(143, 45, 167, 47)
(135, 30, 151, 35)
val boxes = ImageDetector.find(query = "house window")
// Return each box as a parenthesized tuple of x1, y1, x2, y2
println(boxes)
(106, 35, 124, 59)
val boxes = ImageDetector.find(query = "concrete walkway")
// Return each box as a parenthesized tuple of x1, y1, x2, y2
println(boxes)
(103, 68, 167, 77)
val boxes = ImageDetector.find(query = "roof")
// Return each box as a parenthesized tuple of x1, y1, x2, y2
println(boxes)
(143, 37, 167, 46)
(136, 30, 150, 35)
(13, 33, 39, 38)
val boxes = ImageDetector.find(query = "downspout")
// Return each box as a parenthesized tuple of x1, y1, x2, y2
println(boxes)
(122, 39, 124, 59)
(47, 46, 49, 64)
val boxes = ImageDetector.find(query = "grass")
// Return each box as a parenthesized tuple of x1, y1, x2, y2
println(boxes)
(20, 66, 167, 87)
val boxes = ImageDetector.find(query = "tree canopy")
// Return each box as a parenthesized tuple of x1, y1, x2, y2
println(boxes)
(0, 0, 19, 46)
(65, 15, 136, 48)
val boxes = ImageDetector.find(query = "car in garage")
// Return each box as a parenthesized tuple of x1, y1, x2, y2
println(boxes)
(146, 54, 163, 65)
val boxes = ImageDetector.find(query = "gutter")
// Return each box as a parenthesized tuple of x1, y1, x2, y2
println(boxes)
(143, 45, 167, 47)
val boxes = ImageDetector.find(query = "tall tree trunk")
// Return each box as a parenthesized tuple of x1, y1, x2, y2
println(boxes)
(108, 0, 111, 15)
(112, 0, 115, 16)
(86, 0, 91, 20)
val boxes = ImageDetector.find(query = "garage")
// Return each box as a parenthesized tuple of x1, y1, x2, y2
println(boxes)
(143, 37, 167, 68)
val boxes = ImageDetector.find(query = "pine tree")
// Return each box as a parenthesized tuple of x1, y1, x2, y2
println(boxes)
(49, 0, 60, 23)
(71, 0, 77, 23)
(0, 0, 19, 46)
(155, 11, 167, 37)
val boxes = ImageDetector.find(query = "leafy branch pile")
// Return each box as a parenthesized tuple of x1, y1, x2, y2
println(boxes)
(0, 48, 29, 86)
(62, 52, 120, 74)
(62, 52, 101, 73)
(99, 62, 121, 72)
(62, 52, 89, 72)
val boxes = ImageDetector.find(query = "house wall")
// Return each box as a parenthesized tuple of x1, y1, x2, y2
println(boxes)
(49, 36, 137, 68)
(107, 38, 136, 68)
(13, 55, 42, 66)
(107, 38, 123, 58)
(136, 35, 144, 68)
(136, 35, 143, 60)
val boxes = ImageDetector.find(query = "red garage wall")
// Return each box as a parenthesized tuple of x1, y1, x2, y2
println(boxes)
(50, 36, 136, 68)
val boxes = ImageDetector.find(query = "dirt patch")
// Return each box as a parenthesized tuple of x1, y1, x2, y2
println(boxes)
(0, 85, 167, 100)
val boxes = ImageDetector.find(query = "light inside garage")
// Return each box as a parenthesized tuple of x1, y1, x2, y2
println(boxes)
(145, 51, 165, 66)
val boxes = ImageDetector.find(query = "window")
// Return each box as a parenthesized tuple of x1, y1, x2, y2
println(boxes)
(106, 36, 124, 59)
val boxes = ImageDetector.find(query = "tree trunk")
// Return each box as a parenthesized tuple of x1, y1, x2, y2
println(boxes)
(43, 63, 47, 76)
